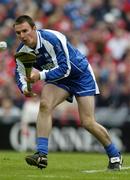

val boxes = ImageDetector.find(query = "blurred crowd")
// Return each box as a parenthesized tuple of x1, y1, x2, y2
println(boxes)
(0, 0, 130, 126)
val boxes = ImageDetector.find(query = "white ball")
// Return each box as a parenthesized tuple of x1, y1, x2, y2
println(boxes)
(0, 41, 7, 50)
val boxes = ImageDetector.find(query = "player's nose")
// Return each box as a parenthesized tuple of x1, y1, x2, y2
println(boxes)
(19, 32, 25, 39)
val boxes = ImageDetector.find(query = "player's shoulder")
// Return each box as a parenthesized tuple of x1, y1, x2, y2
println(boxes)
(39, 29, 63, 36)
(16, 42, 24, 52)
(38, 29, 66, 43)
(16, 43, 30, 53)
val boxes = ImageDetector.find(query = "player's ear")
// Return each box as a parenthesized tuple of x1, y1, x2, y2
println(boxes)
(33, 26, 36, 31)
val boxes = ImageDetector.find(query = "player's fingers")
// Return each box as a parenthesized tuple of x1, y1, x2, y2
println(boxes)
(24, 77, 35, 83)
(23, 90, 37, 97)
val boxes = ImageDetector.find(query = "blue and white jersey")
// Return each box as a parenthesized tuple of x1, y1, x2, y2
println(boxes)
(15, 29, 88, 92)
(15, 29, 99, 96)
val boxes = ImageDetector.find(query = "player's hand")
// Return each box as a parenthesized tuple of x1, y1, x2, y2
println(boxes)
(23, 88, 37, 97)
(25, 70, 40, 83)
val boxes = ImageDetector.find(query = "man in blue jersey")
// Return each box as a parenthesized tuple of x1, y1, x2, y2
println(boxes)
(13, 15, 122, 170)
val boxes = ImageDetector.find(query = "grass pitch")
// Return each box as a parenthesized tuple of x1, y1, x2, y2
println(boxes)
(0, 151, 130, 180)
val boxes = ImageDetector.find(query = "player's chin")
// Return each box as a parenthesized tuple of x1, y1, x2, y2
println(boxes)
(23, 40, 28, 45)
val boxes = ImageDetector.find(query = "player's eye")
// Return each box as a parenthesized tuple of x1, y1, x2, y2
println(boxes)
(16, 31, 20, 35)
(23, 30, 28, 33)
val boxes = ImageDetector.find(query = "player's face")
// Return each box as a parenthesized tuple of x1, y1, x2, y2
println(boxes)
(14, 22, 37, 48)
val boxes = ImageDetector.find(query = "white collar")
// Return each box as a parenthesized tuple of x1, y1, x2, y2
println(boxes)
(35, 30, 42, 50)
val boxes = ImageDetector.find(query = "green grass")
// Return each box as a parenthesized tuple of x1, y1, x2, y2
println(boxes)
(0, 151, 130, 180)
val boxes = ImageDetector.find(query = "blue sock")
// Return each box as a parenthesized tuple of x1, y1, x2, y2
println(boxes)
(105, 143, 120, 158)
(36, 137, 48, 155)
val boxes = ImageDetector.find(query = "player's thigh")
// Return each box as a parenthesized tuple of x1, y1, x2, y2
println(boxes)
(76, 96, 95, 122)
(40, 83, 70, 109)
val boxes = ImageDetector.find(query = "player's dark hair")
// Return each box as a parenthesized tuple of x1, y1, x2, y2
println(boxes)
(13, 15, 35, 28)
